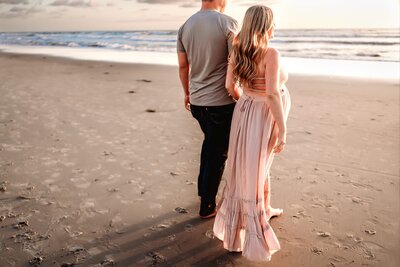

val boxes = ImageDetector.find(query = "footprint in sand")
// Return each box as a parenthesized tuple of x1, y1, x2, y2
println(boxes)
(291, 204, 311, 222)
(310, 247, 323, 255)
(328, 255, 351, 265)
(184, 224, 193, 232)
(316, 231, 331, 238)
(364, 229, 376, 235)
(70, 177, 91, 189)
(149, 203, 162, 210)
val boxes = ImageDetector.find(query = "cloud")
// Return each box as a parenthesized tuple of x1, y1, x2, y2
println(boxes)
(9, 6, 24, 11)
(1, 5, 42, 18)
(0, 0, 29, 4)
(180, 3, 197, 8)
(49, 0, 91, 7)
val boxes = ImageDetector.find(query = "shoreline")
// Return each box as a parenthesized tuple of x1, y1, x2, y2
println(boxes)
(0, 52, 398, 267)
(0, 45, 399, 82)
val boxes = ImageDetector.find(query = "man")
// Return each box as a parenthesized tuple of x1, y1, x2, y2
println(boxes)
(177, 0, 238, 218)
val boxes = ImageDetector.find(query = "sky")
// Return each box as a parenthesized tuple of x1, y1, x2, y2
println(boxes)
(0, 0, 398, 32)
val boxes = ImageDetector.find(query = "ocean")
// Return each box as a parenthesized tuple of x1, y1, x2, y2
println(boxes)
(0, 29, 399, 80)
(0, 28, 398, 62)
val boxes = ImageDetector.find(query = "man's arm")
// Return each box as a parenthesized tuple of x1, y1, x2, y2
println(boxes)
(177, 52, 190, 111)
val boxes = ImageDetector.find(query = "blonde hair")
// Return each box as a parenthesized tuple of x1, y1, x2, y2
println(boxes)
(231, 5, 274, 88)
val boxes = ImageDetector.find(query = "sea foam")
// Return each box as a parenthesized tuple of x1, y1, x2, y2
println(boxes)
(0, 45, 398, 81)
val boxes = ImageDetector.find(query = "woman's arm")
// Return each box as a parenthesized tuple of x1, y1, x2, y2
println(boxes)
(264, 48, 286, 153)
(225, 54, 242, 100)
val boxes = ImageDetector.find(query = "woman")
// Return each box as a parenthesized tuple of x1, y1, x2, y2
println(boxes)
(213, 5, 291, 262)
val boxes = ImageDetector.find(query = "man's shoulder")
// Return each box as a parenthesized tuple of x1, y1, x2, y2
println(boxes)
(217, 13, 238, 32)
(178, 11, 200, 32)
(219, 13, 238, 24)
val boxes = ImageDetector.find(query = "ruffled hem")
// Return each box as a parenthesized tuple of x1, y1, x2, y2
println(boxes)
(213, 195, 280, 262)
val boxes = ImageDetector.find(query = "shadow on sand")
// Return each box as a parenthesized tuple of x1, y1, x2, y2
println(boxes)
(44, 203, 242, 266)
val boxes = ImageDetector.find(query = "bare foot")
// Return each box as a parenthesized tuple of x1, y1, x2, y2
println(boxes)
(269, 207, 283, 218)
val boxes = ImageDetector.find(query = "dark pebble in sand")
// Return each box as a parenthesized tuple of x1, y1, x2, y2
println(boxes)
(137, 79, 152, 83)
(170, 172, 178, 176)
(0, 185, 6, 192)
(29, 256, 44, 266)
(104, 72, 110, 75)
(0, 215, 5, 221)
(60, 263, 75, 267)
(174, 207, 188, 214)
(146, 109, 156, 113)
(108, 188, 120, 193)
(128, 90, 136, 94)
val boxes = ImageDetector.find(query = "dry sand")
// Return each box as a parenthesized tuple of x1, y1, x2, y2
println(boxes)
(0, 52, 398, 267)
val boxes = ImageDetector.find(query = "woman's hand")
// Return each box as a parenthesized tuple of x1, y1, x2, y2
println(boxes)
(273, 130, 286, 153)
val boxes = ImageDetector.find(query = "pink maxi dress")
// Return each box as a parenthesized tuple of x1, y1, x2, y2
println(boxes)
(213, 83, 291, 262)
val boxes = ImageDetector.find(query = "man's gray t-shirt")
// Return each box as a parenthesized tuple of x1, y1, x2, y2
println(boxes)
(177, 10, 238, 106)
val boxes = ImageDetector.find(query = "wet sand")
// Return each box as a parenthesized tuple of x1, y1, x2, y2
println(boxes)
(0, 52, 399, 267)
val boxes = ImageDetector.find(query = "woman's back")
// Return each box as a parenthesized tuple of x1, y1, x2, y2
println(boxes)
(242, 48, 288, 96)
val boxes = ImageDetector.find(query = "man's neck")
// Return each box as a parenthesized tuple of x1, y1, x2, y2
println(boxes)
(201, 2, 221, 12)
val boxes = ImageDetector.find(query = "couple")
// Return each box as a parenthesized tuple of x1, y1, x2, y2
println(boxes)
(177, 0, 291, 262)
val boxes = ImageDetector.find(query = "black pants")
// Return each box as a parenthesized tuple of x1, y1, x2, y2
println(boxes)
(190, 103, 235, 208)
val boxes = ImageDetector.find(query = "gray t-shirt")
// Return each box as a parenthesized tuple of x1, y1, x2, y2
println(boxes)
(177, 10, 238, 106)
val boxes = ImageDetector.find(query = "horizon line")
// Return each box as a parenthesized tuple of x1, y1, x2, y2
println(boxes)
(1, 27, 399, 34)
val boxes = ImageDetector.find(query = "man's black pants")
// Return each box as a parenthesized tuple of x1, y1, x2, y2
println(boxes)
(190, 103, 235, 214)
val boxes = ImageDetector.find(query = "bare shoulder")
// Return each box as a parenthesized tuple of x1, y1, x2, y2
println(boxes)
(263, 47, 280, 68)
(265, 47, 280, 60)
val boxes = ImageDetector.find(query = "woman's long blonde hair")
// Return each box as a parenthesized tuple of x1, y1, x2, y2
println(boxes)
(231, 5, 274, 88)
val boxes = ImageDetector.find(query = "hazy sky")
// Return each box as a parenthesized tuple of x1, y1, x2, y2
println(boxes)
(0, 0, 398, 32)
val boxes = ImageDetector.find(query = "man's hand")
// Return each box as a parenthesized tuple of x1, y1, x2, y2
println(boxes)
(184, 95, 191, 111)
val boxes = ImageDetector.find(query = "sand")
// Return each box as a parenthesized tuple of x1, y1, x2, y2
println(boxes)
(0, 52, 398, 267)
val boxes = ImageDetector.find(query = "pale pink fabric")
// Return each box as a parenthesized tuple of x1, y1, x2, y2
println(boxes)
(213, 87, 291, 262)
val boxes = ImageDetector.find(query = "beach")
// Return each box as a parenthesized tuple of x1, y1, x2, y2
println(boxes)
(0, 52, 399, 267)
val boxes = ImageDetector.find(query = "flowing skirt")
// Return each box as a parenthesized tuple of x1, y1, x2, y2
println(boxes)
(213, 88, 291, 262)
